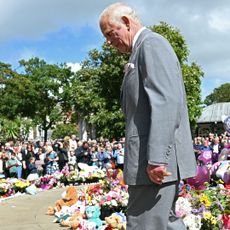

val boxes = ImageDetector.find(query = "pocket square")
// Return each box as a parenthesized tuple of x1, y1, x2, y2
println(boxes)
(124, 63, 135, 73)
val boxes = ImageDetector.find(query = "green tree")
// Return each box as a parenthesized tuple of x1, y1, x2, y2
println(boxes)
(0, 63, 36, 141)
(51, 123, 79, 140)
(0, 59, 77, 142)
(0, 67, 37, 119)
(71, 45, 128, 139)
(1, 119, 20, 141)
(18, 58, 74, 142)
(0, 117, 21, 142)
(204, 83, 230, 105)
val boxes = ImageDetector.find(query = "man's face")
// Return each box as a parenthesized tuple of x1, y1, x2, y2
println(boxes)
(100, 16, 131, 53)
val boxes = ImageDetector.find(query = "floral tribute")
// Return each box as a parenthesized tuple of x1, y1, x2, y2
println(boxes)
(0, 178, 31, 197)
(0, 162, 229, 229)
(177, 181, 230, 230)
(83, 169, 128, 219)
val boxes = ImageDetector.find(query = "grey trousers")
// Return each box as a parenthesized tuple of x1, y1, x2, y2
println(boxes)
(126, 181, 186, 230)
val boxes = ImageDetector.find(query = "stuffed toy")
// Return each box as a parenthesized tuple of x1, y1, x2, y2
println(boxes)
(46, 186, 78, 215)
(85, 205, 102, 229)
(60, 210, 84, 229)
(104, 212, 126, 230)
(53, 205, 82, 223)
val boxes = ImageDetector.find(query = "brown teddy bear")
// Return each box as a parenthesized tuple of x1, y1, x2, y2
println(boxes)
(46, 186, 78, 215)
(104, 213, 126, 230)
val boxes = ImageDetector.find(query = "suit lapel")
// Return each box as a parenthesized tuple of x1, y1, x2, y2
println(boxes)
(120, 29, 151, 113)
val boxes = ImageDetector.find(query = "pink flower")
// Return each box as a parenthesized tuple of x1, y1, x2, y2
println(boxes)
(106, 196, 112, 201)
(176, 210, 186, 218)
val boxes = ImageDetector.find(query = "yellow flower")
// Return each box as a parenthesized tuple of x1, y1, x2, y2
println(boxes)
(203, 212, 217, 225)
(87, 195, 92, 201)
(200, 194, 211, 208)
(210, 216, 217, 225)
(203, 212, 212, 220)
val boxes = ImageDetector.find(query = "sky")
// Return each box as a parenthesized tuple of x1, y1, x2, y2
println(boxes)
(0, 0, 229, 100)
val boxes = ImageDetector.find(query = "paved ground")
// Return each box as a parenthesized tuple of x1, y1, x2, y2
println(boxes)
(0, 187, 69, 230)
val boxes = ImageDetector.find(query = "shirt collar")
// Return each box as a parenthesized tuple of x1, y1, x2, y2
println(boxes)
(132, 27, 146, 49)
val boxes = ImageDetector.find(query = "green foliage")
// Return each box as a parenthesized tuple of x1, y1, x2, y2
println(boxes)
(0, 58, 74, 142)
(182, 63, 204, 127)
(51, 123, 79, 140)
(0, 62, 34, 119)
(71, 44, 128, 139)
(0, 117, 20, 141)
(0, 116, 35, 142)
(18, 58, 74, 141)
(204, 83, 230, 105)
(19, 118, 34, 141)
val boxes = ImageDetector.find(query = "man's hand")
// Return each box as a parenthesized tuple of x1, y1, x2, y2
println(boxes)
(146, 164, 172, 185)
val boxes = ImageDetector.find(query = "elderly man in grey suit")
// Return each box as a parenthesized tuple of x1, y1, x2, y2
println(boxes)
(99, 3, 197, 230)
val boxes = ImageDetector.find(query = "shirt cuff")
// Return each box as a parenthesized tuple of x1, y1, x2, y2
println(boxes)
(148, 160, 167, 166)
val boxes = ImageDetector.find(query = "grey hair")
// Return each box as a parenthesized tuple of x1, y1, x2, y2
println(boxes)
(100, 2, 142, 26)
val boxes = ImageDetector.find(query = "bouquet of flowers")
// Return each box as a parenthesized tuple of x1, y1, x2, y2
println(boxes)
(83, 174, 128, 219)
(177, 182, 230, 229)
(13, 179, 30, 193)
(36, 175, 57, 190)
(66, 171, 79, 183)
(98, 186, 128, 216)
(0, 179, 12, 197)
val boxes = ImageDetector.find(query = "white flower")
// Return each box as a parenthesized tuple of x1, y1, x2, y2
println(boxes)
(124, 63, 135, 73)
(176, 197, 192, 217)
(183, 214, 202, 230)
(111, 199, 118, 206)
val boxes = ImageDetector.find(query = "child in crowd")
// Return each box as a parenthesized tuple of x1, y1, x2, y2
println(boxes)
(97, 146, 111, 169)
(89, 145, 99, 167)
(113, 143, 124, 171)
(27, 156, 39, 181)
(35, 147, 45, 177)
(45, 146, 59, 175)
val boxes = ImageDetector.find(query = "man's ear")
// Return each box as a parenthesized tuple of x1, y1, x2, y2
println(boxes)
(121, 16, 130, 30)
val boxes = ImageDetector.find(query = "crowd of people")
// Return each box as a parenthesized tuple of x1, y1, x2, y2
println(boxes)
(0, 132, 229, 181)
(0, 135, 125, 180)
(193, 132, 230, 163)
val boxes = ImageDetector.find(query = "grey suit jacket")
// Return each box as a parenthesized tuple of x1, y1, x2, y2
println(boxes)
(121, 29, 197, 185)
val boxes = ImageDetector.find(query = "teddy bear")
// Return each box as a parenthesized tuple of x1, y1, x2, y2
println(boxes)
(85, 205, 102, 229)
(104, 212, 126, 230)
(46, 186, 78, 215)
(59, 210, 84, 229)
